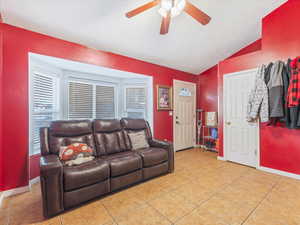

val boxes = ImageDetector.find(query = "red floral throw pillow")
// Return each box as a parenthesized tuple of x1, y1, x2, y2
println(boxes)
(59, 143, 94, 166)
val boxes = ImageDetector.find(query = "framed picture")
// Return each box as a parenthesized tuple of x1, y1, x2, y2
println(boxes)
(157, 85, 172, 111)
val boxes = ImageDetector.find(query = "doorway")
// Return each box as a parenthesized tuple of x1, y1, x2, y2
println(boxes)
(223, 69, 259, 167)
(173, 80, 196, 151)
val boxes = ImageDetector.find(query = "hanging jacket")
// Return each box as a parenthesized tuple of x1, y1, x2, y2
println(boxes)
(267, 60, 284, 118)
(282, 59, 292, 127)
(247, 65, 269, 122)
(287, 57, 300, 129)
(287, 57, 300, 107)
(264, 62, 273, 85)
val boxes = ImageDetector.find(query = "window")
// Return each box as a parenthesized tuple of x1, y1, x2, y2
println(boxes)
(125, 87, 146, 119)
(30, 72, 59, 155)
(68, 81, 116, 120)
(68, 82, 93, 119)
(29, 54, 153, 155)
(96, 85, 115, 119)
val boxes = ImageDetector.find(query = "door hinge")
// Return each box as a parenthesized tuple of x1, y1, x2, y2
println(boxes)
(254, 149, 257, 156)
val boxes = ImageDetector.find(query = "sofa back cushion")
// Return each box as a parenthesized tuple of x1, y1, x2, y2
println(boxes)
(128, 130, 150, 150)
(48, 120, 96, 155)
(93, 119, 131, 156)
(121, 118, 152, 139)
(121, 118, 152, 150)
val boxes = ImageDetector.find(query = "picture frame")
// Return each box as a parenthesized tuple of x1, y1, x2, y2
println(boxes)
(157, 85, 173, 111)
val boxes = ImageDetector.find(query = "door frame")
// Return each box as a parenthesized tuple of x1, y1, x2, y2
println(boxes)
(173, 79, 197, 152)
(223, 68, 260, 168)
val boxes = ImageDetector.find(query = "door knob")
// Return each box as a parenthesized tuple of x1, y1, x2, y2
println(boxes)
(176, 121, 180, 124)
(226, 121, 231, 125)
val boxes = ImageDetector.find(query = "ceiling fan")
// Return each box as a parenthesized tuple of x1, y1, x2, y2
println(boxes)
(126, 0, 211, 35)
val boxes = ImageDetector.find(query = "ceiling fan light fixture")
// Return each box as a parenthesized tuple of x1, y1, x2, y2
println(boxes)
(158, 0, 186, 18)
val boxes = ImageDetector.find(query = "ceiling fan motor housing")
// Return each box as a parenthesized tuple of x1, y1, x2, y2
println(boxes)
(158, 0, 186, 18)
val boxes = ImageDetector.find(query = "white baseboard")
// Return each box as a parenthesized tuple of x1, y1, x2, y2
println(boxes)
(217, 156, 226, 161)
(0, 177, 41, 208)
(2, 185, 30, 199)
(258, 166, 300, 180)
(0, 192, 4, 208)
(30, 176, 40, 186)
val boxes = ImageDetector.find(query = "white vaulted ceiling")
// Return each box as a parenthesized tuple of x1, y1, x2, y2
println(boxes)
(0, 0, 287, 74)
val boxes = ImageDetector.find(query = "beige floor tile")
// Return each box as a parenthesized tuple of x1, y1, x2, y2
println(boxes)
(32, 216, 62, 225)
(8, 201, 44, 225)
(61, 207, 88, 225)
(101, 188, 145, 217)
(5, 149, 300, 225)
(172, 182, 216, 204)
(198, 195, 255, 225)
(0, 208, 9, 225)
(148, 192, 198, 223)
(114, 205, 171, 225)
(129, 181, 168, 202)
(216, 186, 263, 206)
(175, 208, 227, 225)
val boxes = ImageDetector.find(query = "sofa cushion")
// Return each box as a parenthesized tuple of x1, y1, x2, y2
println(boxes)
(94, 120, 130, 156)
(128, 131, 149, 150)
(49, 120, 96, 155)
(102, 151, 142, 177)
(63, 159, 109, 191)
(136, 147, 168, 167)
(121, 118, 152, 140)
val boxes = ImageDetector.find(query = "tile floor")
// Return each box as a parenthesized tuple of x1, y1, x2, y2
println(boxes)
(1, 148, 300, 225)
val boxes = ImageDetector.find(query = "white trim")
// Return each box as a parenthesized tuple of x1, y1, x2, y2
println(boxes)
(258, 166, 300, 180)
(29, 176, 40, 186)
(217, 156, 226, 161)
(2, 186, 30, 199)
(0, 192, 4, 208)
(223, 68, 259, 78)
(223, 68, 260, 168)
(0, 177, 41, 207)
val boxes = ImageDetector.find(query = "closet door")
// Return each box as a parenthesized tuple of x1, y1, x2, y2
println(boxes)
(224, 69, 259, 167)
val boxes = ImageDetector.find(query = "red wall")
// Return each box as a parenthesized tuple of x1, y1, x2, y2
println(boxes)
(197, 40, 262, 112)
(228, 39, 262, 59)
(197, 65, 218, 112)
(0, 24, 196, 190)
(217, 0, 300, 175)
(0, 32, 3, 190)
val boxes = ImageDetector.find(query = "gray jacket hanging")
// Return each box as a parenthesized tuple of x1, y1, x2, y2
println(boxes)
(247, 65, 269, 122)
(267, 61, 284, 118)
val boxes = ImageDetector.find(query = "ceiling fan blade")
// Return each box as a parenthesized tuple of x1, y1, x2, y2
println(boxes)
(160, 11, 171, 35)
(184, 1, 211, 25)
(126, 0, 160, 18)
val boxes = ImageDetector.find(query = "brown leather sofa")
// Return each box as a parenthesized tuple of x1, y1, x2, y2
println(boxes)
(40, 118, 174, 217)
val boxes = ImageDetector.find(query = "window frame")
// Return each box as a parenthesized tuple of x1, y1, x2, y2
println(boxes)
(29, 53, 154, 155)
(29, 64, 61, 156)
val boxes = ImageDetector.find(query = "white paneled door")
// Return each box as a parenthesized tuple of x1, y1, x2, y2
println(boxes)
(224, 69, 259, 167)
(173, 80, 196, 151)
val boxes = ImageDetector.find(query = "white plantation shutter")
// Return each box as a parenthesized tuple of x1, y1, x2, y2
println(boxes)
(96, 85, 115, 119)
(68, 82, 115, 119)
(68, 82, 93, 119)
(31, 73, 58, 154)
(125, 87, 146, 119)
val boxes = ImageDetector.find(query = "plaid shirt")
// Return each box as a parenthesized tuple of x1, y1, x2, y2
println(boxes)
(287, 57, 300, 107)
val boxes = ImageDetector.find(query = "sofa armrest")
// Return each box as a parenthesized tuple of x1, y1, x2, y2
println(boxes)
(149, 139, 174, 173)
(40, 155, 64, 217)
(40, 127, 50, 156)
